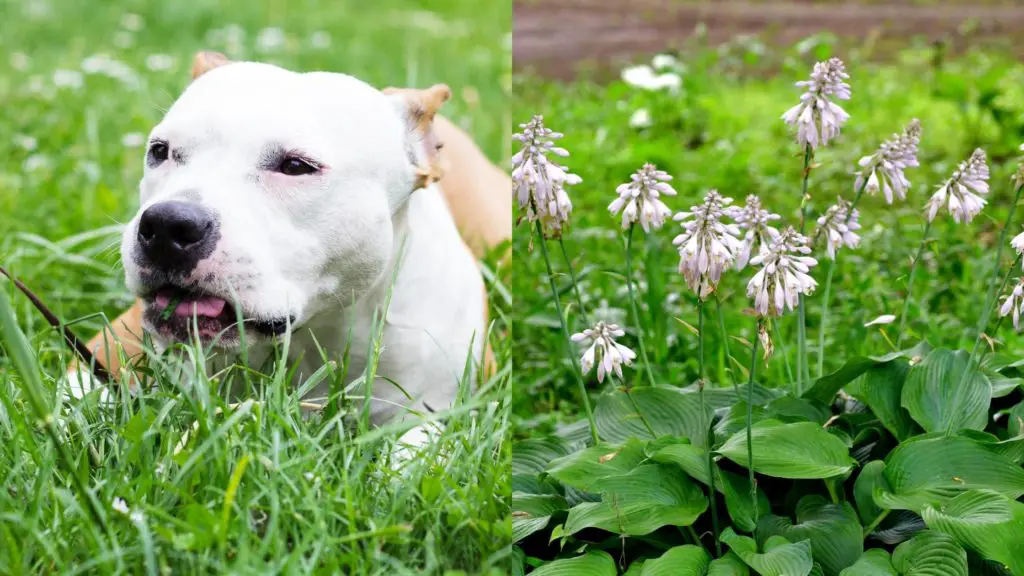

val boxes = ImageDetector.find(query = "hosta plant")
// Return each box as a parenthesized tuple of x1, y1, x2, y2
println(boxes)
(512, 56, 1024, 576)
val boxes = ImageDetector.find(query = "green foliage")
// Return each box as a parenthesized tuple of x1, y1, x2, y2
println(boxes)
(0, 0, 510, 572)
(513, 39, 1024, 576)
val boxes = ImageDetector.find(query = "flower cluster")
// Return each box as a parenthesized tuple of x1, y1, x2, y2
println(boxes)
(924, 148, 990, 224)
(571, 321, 637, 383)
(512, 115, 582, 235)
(733, 195, 782, 270)
(814, 198, 861, 260)
(746, 228, 819, 317)
(855, 119, 921, 204)
(608, 163, 677, 231)
(999, 279, 1024, 331)
(673, 190, 742, 299)
(782, 58, 851, 149)
(1012, 229, 1024, 269)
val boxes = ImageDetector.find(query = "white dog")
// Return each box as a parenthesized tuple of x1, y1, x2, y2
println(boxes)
(68, 52, 510, 446)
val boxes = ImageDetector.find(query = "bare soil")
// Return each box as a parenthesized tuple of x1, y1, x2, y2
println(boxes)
(513, 0, 1024, 79)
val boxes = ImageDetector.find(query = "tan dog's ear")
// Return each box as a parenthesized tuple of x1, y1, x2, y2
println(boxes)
(190, 51, 231, 80)
(384, 84, 452, 190)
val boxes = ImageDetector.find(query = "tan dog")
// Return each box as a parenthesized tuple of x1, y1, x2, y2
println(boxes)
(70, 52, 510, 413)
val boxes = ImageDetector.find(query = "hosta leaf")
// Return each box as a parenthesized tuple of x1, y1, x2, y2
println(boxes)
(546, 439, 647, 492)
(877, 434, 1024, 512)
(531, 551, 617, 576)
(721, 528, 813, 576)
(512, 493, 567, 542)
(869, 510, 925, 546)
(854, 461, 890, 525)
(755, 496, 863, 576)
(803, 356, 879, 404)
(708, 552, 751, 576)
(690, 381, 781, 410)
(721, 467, 772, 533)
(1008, 401, 1024, 437)
(513, 437, 573, 476)
(640, 545, 711, 576)
(717, 420, 856, 479)
(651, 438, 770, 532)
(563, 463, 708, 536)
(651, 439, 711, 485)
(891, 530, 968, 576)
(900, 348, 991, 434)
(847, 360, 919, 441)
(595, 387, 714, 447)
(921, 490, 1024, 574)
(837, 549, 897, 576)
(766, 396, 831, 425)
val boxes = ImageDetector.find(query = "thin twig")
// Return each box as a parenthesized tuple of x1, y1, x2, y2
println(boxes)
(0, 265, 110, 383)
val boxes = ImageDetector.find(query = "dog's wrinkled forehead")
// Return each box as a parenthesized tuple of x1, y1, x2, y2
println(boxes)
(157, 62, 408, 169)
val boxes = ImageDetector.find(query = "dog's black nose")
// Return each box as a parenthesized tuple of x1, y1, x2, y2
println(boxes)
(137, 201, 218, 272)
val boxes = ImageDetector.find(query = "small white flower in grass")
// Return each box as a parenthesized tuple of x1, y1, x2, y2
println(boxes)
(10, 52, 30, 71)
(628, 108, 652, 129)
(609, 163, 676, 231)
(257, 27, 286, 52)
(673, 190, 742, 299)
(122, 132, 145, 148)
(14, 134, 37, 151)
(120, 13, 144, 31)
(999, 279, 1024, 331)
(310, 31, 331, 49)
(733, 195, 781, 270)
(52, 69, 84, 90)
(1012, 230, 1024, 268)
(864, 314, 896, 327)
(924, 148, 989, 224)
(129, 510, 145, 524)
(112, 497, 130, 515)
(814, 198, 861, 260)
(572, 321, 636, 383)
(782, 57, 851, 149)
(145, 54, 174, 72)
(856, 119, 921, 204)
(746, 227, 818, 317)
(621, 56, 681, 92)
(512, 115, 581, 234)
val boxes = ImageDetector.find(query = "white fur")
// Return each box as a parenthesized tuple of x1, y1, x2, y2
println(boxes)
(112, 62, 485, 436)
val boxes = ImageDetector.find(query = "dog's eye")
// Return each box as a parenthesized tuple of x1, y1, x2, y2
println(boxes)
(276, 156, 319, 176)
(148, 141, 169, 165)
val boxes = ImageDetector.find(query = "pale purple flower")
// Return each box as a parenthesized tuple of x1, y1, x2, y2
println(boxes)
(571, 321, 636, 383)
(512, 115, 581, 235)
(855, 119, 921, 204)
(672, 190, 742, 300)
(814, 198, 861, 260)
(782, 58, 851, 149)
(746, 227, 818, 317)
(609, 163, 677, 231)
(924, 148, 989, 224)
(999, 279, 1024, 331)
(1012, 230, 1024, 269)
(733, 195, 782, 270)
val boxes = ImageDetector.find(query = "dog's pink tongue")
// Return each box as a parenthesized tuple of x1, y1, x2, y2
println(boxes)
(174, 296, 226, 317)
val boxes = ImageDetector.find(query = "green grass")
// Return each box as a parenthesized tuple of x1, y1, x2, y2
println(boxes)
(0, 0, 511, 573)
(511, 40, 1024, 434)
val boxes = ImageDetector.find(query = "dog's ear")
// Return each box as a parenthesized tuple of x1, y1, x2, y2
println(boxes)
(190, 51, 231, 81)
(384, 84, 451, 190)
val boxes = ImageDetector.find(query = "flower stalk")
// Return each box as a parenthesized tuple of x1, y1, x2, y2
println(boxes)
(625, 225, 657, 386)
(697, 299, 722, 557)
(534, 218, 599, 444)
(895, 219, 932, 348)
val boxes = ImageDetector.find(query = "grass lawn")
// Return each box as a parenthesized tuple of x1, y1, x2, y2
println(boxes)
(0, 0, 511, 573)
